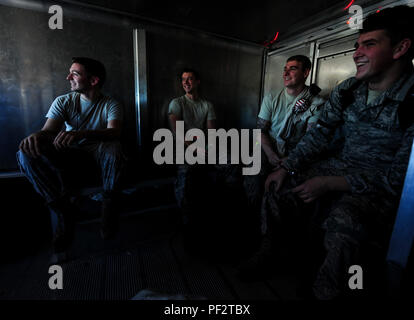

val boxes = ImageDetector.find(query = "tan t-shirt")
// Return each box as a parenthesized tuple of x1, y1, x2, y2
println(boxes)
(168, 95, 216, 131)
(258, 87, 325, 156)
(367, 89, 383, 106)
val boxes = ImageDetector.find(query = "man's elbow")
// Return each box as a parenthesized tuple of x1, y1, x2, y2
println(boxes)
(261, 131, 270, 141)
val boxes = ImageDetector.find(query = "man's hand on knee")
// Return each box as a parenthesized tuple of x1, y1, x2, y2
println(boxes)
(291, 176, 330, 203)
(53, 131, 84, 149)
(265, 167, 288, 193)
(19, 132, 47, 158)
(292, 176, 351, 203)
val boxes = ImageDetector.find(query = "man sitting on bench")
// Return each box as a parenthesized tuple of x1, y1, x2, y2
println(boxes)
(17, 57, 125, 261)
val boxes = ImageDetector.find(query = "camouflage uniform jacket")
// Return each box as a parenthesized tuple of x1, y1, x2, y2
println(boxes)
(283, 70, 414, 198)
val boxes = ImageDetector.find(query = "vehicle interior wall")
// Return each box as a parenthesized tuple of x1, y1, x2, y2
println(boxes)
(314, 34, 359, 98)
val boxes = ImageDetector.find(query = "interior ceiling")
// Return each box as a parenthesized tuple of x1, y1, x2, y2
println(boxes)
(76, 0, 351, 44)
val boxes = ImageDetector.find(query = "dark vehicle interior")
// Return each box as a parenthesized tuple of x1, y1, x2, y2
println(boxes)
(1, 0, 413, 303)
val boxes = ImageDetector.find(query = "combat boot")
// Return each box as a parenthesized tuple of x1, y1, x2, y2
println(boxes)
(100, 192, 119, 240)
(47, 197, 76, 263)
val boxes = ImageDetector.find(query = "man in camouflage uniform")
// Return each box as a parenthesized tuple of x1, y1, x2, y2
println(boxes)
(244, 55, 325, 212)
(241, 6, 414, 299)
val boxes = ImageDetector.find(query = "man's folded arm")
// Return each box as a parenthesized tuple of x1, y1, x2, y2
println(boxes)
(283, 80, 351, 172)
(79, 119, 122, 140)
(345, 125, 414, 196)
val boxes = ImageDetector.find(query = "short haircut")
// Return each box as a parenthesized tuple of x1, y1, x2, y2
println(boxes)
(180, 68, 200, 81)
(361, 5, 414, 60)
(72, 57, 106, 88)
(286, 55, 312, 71)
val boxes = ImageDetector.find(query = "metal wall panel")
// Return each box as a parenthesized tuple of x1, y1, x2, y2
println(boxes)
(315, 52, 356, 98)
(317, 33, 358, 58)
(313, 33, 358, 98)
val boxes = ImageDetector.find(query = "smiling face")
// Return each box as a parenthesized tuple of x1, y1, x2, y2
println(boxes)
(66, 63, 91, 93)
(353, 30, 396, 82)
(283, 60, 310, 89)
(181, 72, 199, 95)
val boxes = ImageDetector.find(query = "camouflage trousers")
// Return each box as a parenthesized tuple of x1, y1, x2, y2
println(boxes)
(261, 161, 398, 299)
(243, 149, 274, 212)
(17, 140, 125, 204)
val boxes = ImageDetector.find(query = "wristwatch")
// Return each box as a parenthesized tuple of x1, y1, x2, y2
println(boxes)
(280, 163, 296, 176)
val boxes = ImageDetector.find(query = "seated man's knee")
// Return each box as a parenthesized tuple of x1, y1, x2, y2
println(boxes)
(323, 207, 364, 250)
(16, 149, 42, 169)
(16, 150, 28, 166)
(99, 140, 122, 151)
(98, 141, 124, 162)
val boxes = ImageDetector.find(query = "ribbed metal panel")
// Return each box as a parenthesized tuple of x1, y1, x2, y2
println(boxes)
(55, 259, 103, 300)
(104, 253, 144, 300)
(169, 235, 235, 300)
(1, 235, 280, 300)
(140, 241, 189, 297)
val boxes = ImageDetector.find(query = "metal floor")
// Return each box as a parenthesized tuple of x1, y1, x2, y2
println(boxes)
(1, 176, 404, 301)
(0, 206, 302, 301)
